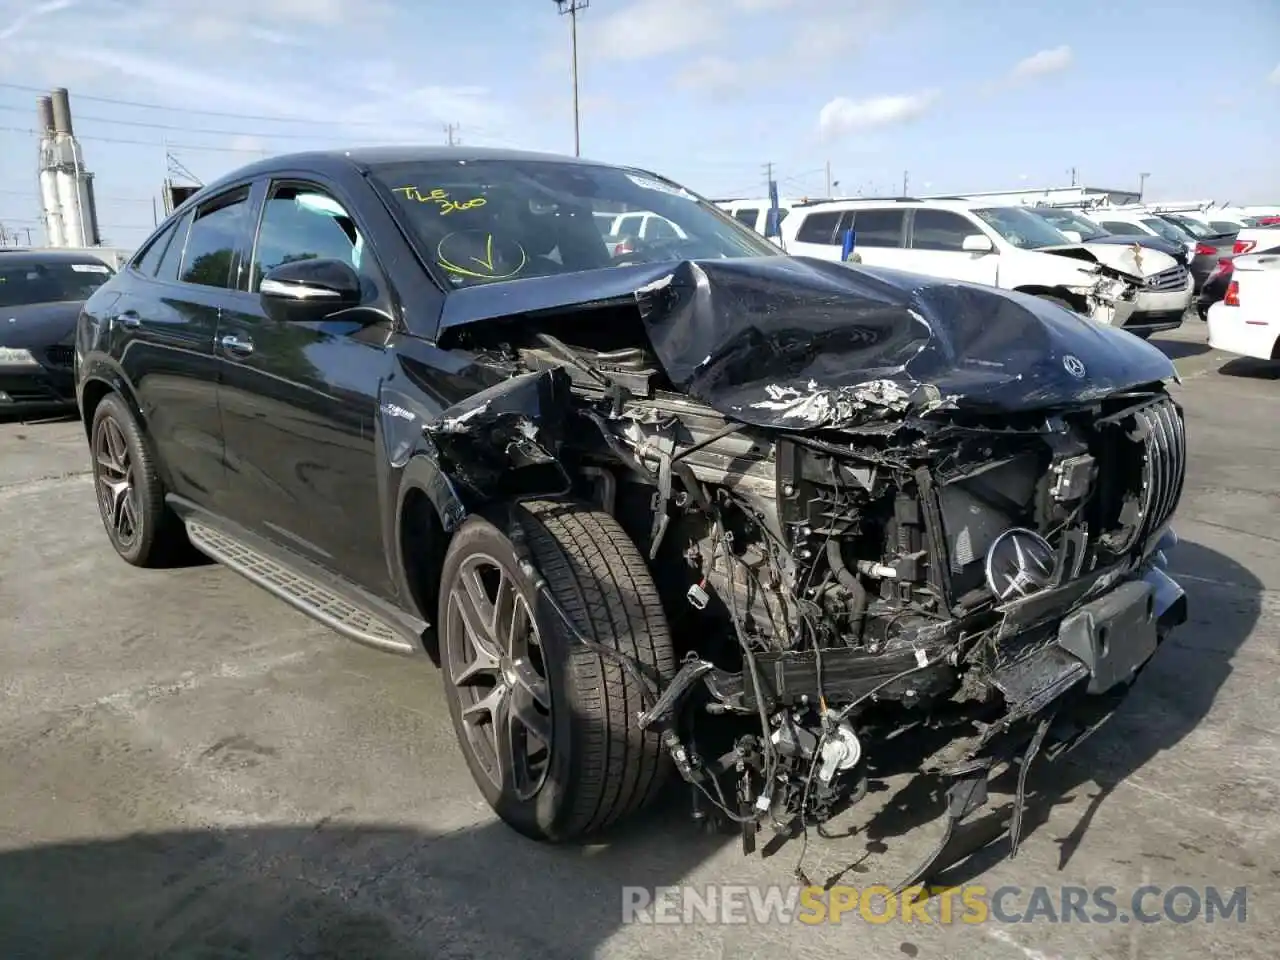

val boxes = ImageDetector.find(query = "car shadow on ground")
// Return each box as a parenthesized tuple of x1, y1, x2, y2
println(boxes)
(1217, 357, 1280, 380)
(797, 539, 1262, 890)
(0, 408, 79, 426)
(1151, 337, 1210, 362)
(0, 790, 730, 959)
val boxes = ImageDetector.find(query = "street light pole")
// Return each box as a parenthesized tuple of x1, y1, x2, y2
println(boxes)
(1138, 171, 1151, 201)
(554, 0, 589, 157)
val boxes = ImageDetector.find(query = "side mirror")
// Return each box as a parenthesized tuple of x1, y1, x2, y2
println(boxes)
(962, 233, 994, 253)
(1061, 229, 1083, 243)
(259, 257, 361, 323)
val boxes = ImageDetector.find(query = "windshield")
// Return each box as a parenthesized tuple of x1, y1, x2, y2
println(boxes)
(1140, 217, 1193, 244)
(971, 206, 1073, 249)
(369, 159, 780, 288)
(0, 259, 113, 308)
(1032, 208, 1108, 240)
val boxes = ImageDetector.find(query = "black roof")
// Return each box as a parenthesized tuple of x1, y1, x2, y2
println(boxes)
(179, 145, 647, 220)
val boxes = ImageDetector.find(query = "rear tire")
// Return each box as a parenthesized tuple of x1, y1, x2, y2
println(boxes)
(438, 499, 676, 842)
(89, 393, 190, 567)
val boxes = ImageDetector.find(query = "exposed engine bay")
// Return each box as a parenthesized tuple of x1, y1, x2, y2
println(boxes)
(424, 256, 1189, 887)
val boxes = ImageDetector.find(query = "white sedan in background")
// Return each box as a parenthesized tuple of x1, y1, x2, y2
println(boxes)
(1207, 253, 1280, 362)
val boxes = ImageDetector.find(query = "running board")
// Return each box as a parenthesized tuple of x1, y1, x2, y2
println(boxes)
(185, 519, 420, 656)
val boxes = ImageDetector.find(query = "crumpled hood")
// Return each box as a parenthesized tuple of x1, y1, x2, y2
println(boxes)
(0, 301, 82, 350)
(437, 255, 1177, 432)
(1036, 242, 1177, 279)
(636, 257, 1177, 430)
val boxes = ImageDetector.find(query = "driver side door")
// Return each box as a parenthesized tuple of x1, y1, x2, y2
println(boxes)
(215, 176, 397, 597)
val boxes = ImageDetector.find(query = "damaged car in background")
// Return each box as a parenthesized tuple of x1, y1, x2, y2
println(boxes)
(75, 148, 1189, 889)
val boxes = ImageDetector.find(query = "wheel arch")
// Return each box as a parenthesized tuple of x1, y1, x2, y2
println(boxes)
(392, 454, 469, 666)
(79, 373, 145, 440)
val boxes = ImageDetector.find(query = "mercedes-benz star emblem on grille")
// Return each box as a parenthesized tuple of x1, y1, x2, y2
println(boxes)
(1062, 354, 1086, 378)
(984, 528, 1058, 602)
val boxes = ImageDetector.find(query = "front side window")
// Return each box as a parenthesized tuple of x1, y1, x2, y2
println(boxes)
(369, 159, 778, 288)
(0, 258, 113, 307)
(250, 183, 370, 292)
(971, 206, 1071, 250)
(181, 190, 251, 289)
(910, 209, 974, 251)
(734, 208, 760, 227)
(132, 221, 178, 276)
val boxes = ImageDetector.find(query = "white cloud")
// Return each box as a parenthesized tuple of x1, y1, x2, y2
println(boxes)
(818, 90, 940, 138)
(1009, 45, 1074, 80)
(1269, 63, 1280, 84)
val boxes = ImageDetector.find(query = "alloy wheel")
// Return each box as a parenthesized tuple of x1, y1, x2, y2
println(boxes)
(94, 415, 138, 548)
(445, 552, 552, 801)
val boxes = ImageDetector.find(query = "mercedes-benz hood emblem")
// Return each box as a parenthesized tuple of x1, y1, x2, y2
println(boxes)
(984, 527, 1057, 602)
(1062, 354, 1086, 378)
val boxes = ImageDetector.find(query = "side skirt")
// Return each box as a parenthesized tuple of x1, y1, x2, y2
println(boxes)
(168, 496, 427, 657)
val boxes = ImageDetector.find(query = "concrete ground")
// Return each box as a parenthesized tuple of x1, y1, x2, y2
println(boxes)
(1, 319, 1276, 959)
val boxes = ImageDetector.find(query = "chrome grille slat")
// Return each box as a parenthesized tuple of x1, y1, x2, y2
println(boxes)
(1105, 395, 1186, 554)
(1145, 264, 1189, 292)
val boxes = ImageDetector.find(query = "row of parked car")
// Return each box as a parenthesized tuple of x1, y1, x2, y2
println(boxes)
(713, 194, 1280, 361)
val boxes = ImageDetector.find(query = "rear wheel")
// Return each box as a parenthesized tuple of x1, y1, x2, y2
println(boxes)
(89, 393, 190, 567)
(439, 500, 676, 842)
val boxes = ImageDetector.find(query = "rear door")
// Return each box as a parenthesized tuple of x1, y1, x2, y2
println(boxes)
(113, 186, 255, 508)
(905, 208, 999, 286)
(215, 176, 395, 596)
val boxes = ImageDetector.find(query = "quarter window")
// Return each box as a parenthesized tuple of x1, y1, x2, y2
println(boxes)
(910, 209, 975, 251)
(180, 190, 251, 289)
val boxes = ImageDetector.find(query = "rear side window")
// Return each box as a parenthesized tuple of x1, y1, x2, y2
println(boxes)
(910, 209, 974, 251)
(734, 208, 760, 228)
(850, 208, 906, 247)
(180, 188, 252, 289)
(794, 211, 842, 244)
(131, 220, 178, 276)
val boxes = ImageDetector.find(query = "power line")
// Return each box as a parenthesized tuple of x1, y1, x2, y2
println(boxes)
(0, 123, 403, 154)
(0, 81, 420, 128)
(0, 102, 419, 140)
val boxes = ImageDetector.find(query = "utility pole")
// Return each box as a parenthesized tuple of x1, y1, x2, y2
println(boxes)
(763, 161, 774, 195)
(554, 1, 589, 157)
(444, 123, 460, 146)
(902, 170, 909, 196)
(1069, 166, 1078, 186)
(1138, 171, 1150, 201)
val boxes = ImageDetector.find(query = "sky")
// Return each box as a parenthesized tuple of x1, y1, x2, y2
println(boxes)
(1, 0, 1278, 250)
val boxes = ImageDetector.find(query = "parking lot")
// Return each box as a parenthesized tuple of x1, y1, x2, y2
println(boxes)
(1, 324, 1276, 959)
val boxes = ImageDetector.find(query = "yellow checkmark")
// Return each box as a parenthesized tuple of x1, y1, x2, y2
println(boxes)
(469, 234, 495, 272)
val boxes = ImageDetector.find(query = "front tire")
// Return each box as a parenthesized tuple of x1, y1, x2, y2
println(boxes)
(439, 500, 676, 842)
(89, 393, 189, 567)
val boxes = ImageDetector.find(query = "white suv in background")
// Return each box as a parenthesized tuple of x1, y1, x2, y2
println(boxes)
(778, 198, 1191, 337)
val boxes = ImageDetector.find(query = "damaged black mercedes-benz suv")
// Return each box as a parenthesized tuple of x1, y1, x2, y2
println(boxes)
(76, 148, 1188, 888)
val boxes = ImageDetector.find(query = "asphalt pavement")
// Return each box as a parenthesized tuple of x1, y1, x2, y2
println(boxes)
(1, 320, 1277, 959)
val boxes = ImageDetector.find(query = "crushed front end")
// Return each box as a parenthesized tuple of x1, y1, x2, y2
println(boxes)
(435, 255, 1189, 886)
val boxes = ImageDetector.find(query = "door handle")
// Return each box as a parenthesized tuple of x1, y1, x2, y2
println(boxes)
(118, 309, 141, 327)
(219, 333, 254, 356)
